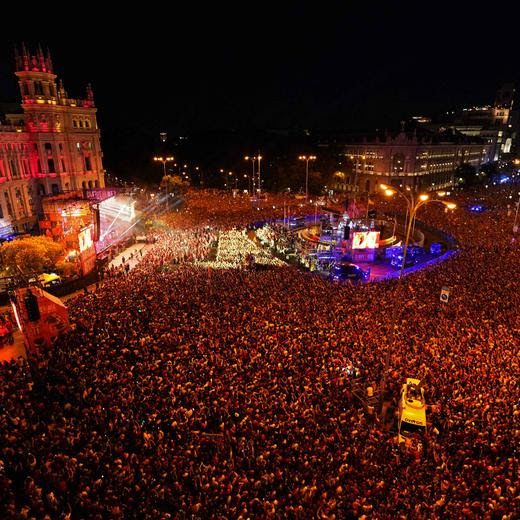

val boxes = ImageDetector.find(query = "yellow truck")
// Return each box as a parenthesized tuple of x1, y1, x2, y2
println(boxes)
(398, 378, 427, 454)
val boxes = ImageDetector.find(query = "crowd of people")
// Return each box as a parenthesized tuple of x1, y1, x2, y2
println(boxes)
(0, 311, 14, 348)
(0, 187, 519, 518)
(210, 229, 285, 269)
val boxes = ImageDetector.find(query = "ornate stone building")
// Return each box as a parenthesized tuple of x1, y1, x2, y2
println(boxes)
(333, 127, 490, 195)
(0, 45, 105, 235)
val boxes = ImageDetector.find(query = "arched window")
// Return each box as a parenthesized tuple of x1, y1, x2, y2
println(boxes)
(34, 81, 43, 95)
(82, 181, 87, 189)
(73, 119, 78, 128)
(88, 180, 93, 188)
(94, 180, 99, 188)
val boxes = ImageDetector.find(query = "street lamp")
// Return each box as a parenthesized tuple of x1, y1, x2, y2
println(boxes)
(244, 156, 256, 195)
(299, 155, 316, 200)
(153, 156, 175, 177)
(257, 155, 262, 195)
(380, 183, 456, 278)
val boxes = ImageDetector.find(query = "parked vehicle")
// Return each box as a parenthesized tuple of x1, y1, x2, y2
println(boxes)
(329, 261, 370, 282)
(398, 378, 427, 454)
(28, 272, 62, 288)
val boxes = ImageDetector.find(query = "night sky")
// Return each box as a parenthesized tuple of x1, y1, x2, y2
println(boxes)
(0, 4, 517, 180)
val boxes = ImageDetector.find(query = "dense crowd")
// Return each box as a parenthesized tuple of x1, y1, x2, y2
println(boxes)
(210, 230, 285, 269)
(0, 187, 519, 518)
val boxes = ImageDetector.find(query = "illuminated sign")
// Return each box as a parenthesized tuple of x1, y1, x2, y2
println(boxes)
(78, 225, 94, 253)
(352, 231, 380, 249)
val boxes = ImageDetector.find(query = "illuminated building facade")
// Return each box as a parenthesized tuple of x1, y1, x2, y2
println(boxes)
(446, 83, 516, 161)
(0, 44, 105, 236)
(334, 128, 490, 194)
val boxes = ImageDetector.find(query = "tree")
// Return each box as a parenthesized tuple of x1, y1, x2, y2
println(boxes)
(1, 236, 64, 274)
(454, 162, 478, 186)
(160, 174, 190, 196)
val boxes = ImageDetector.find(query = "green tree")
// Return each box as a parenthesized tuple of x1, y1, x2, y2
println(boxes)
(1, 236, 64, 274)
(160, 174, 190, 195)
(454, 162, 478, 186)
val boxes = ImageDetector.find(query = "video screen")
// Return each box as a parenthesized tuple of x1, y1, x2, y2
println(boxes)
(352, 231, 380, 249)
(96, 195, 136, 253)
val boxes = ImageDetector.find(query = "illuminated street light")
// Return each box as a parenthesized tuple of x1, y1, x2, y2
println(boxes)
(244, 156, 256, 195)
(298, 155, 317, 200)
(153, 156, 175, 176)
(381, 184, 456, 278)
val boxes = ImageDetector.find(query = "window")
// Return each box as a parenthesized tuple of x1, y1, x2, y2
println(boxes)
(15, 188, 27, 216)
(10, 159, 19, 178)
(38, 184, 46, 196)
(84, 119, 91, 128)
(61, 159, 66, 172)
(76, 142, 81, 151)
(82, 181, 87, 189)
(48, 158, 55, 173)
(44, 142, 52, 151)
(88, 180, 93, 188)
(22, 83, 29, 96)
(73, 119, 78, 128)
(51, 184, 59, 195)
(4, 191, 13, 217)
(58, 143, 63, 151)
(34, 81, 43, 95)
(85, 156, 92, 171)
(94, 180, 99, 188)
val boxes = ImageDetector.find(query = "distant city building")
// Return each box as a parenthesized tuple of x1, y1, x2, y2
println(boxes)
(0, 44, 105, 236)
(333, 127, 490, 194)
(447, 83, 516, 161)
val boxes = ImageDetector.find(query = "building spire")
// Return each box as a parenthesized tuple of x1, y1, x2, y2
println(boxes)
(58, 79, 67, 100)
(21, 41, 29, 70)
(86, 83, 94, 101)
(37, 43, 46, 71)
(45, 47, 53, 73)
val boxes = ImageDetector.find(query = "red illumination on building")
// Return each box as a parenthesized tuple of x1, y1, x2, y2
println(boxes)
(0, 44, 105, 234)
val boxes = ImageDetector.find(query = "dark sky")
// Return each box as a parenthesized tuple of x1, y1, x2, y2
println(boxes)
(0, 4, 517, 178)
